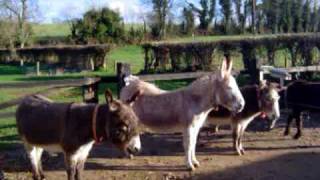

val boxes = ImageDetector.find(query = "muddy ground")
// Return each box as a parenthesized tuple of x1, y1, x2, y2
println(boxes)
(1, 114, 320, 180)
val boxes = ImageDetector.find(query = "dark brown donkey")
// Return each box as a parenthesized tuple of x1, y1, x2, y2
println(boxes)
(16, 91, 141, 180)
(206, 81, 280, 155)
(281, 80, 320, 139)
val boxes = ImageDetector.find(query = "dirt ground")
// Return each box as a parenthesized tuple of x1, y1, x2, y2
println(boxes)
(1, 114, 320, 180)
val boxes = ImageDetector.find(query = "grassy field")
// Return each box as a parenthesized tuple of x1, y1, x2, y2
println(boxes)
(32, 23, 71, 38)
(0, 41, 295, 151)
(0, 23, 315, 150)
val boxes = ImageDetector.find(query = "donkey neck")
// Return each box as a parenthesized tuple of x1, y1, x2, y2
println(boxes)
(184, 75, 217, 112)
(94, 104, 109, 142)
(238, 86, 261, 118)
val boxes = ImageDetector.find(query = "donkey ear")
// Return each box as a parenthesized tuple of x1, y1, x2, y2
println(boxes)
(105, 89, 113, 104)
(220, 58, 227, 79)
(259, 80, 267, 89)
(127, 90, 141, 106)
(227, 59, 233, 75)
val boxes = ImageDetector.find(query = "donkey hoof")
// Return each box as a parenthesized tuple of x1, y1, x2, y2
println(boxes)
(240, 150, 245, 155)
(33, 175, 45, 180)
(40, 174, 46, 180)
(129, 154, 134, 159)
(236, 151, 243, 156)
(294, 133, 301, 140)
(187, 165, 196, 171)
(193, 161, 200, 168)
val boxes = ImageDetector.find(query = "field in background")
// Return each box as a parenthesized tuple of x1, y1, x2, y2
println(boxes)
(1, 23, 318, 151)
(32, 23, 71, 38)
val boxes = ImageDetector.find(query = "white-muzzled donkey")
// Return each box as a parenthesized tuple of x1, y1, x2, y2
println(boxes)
(120, 59, 245, 171)
(16, 90, 141, 180)
(205, 81, 281, 155)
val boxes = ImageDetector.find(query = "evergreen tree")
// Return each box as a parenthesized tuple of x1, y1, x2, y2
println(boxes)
(219, 0, 233, 34)
(181, 7, 195, 35)
(188, 0, 216, 31)
(244, 0, 250, 30)
(268, 0, 280, 33)
(310, 0, 318, 32)
(292, 0, 304, 32)
(149, 0, 173, 39)
(255, 3, 265, 33)
(233, 0, 245, 33)
(279, 0, 292, 33)
(302, 0, 311, 32)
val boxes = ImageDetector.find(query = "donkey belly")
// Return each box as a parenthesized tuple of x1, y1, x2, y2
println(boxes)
(16, 99, 68, 145)
(138, 115, 184, 133)
(206, 116, 232, 126)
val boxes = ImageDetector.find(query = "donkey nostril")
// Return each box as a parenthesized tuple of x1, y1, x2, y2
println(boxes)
(237, 104, 244, 112)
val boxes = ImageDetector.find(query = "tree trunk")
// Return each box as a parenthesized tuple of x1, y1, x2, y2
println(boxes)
(251, 0, 256, 34)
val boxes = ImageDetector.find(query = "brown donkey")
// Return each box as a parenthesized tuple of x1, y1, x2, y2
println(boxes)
(16, 91, 141, 180)
(206, 81, 280, 155)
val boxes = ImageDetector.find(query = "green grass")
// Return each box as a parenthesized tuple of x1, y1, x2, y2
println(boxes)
(0, 31, 311, 150)
(32, 23, 71, 38)
(106, 45, 145, 74)
(0, 118, 18, 150)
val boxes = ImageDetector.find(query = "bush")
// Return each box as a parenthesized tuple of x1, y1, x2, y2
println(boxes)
(71, 7, 125, 44)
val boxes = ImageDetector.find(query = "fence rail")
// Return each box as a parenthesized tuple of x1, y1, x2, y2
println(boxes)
(0, 77, 101, 114)
(0, 77, 100, 89)
(137, 71, 212, 81)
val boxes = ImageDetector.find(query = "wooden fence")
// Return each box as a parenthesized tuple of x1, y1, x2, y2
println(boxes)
(1, 61, 319, 120)
(0, 77, 100, 116)
(142, 33, 320, 83)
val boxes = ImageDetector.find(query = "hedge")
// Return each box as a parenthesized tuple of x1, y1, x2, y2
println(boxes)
(142, 33, 320, 73)
(0, 45, 111, 70)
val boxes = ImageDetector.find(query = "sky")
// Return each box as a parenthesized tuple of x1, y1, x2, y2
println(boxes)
(37, 0, 267, 24)
(38, 0, 154, 23)
(37, 0, 197, 23)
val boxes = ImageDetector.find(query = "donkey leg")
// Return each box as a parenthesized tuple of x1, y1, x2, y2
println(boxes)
(25, 145, 44, 180)
(75, 142, 94, 180)
(183, 128, 195, 171)
(36, 148, 45, 180)
(232, 124, 242, 156)
(284, 113, 294, 136)
(191, 126, 202, 168)
(239, 121, 251, 155)
(294, 111, 303, 139)
(64, 153, 77, 180)
(75, 160, 86, 180)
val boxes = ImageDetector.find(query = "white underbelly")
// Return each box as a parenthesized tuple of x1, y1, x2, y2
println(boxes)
(206, 117, 232, 126)
(140, 123, 184, 134)
(39, 144, 63, 153)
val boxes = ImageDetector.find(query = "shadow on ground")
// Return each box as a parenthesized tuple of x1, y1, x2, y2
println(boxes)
(195, 152, 320, 180)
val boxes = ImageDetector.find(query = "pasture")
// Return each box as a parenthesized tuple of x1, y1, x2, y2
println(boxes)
(1, 33, 320, 179)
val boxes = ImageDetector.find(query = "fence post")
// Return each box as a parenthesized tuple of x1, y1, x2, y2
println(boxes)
(36, 61, 40, 76)
(82, 77, 100, 103)
(117, 62, 131, 98)
(249, 58, 261, 84)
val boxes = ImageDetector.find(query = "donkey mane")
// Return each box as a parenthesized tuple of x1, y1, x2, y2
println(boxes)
(186, 75, 215, 96)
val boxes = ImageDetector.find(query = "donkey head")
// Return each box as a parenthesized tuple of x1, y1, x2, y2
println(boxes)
(259, 81, 281, 125)
(258, 81, 281, 129)
(214, 58, 245, 113)
(105, 90, 141, 156)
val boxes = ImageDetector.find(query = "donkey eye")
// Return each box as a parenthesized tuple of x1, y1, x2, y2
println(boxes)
(121, 125, 128, 132)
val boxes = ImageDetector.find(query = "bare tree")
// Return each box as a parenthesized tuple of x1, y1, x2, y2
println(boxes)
(0, 0, 37, 48)
(187, 0, 216, 32)
(0, 18, 16, 48)
(141, 0, 174, 39)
